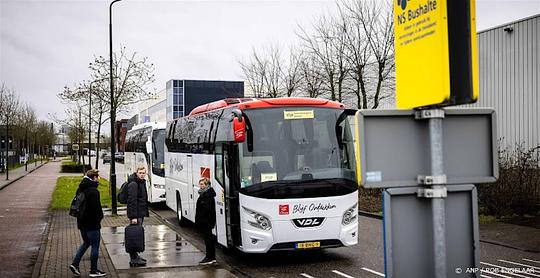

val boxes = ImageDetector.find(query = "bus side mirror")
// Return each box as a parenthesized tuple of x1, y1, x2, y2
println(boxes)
(233, 117, 246, 143)
(146, 140, 153, 154)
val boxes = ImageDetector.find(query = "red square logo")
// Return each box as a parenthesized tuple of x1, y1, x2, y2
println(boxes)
(279, 204, 289, 215)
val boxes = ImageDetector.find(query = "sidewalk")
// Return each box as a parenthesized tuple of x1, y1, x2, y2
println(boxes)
(0, 160, 48, 190)
(480, 222, 540, 253)
(35, 210, 237, 278)
(29, 159, 237, 278)
(0, 160, 58, 278)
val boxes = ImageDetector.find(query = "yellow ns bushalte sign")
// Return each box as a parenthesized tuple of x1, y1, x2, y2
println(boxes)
(394, 0, 479, 109)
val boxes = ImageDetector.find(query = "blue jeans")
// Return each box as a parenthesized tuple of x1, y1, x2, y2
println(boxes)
(72, 229, 101, 271)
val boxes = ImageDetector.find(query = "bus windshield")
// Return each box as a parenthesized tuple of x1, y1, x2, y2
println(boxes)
(238, 107, 356, 188)
(152, 129, 166, 177)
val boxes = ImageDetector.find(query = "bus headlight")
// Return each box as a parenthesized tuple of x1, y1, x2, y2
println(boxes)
(153, 184, 165, 189)
(243, 206, 272, 230)
(342, 203, 358, 225)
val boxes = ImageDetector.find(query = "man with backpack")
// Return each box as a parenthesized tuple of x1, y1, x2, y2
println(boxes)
(69, 169, 106, 277)
(125, 166, 149, 267)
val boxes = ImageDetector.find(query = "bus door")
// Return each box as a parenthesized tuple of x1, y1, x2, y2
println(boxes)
(186, 154, 196, 221)
(224, 143, 241, 247)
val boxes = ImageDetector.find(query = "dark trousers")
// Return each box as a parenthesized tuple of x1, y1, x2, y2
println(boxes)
(128, 218, 144, 260)
(202, 228, 215, 260)
(72, 229, 101, 271)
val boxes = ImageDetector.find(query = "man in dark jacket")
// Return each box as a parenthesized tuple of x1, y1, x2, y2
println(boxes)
(69, 169, 106, 277)
(195, 177, 217, 265)
(126, 166, 149, 266)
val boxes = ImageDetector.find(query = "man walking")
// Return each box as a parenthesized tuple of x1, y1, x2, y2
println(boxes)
(195, 177, 217, 265)
(69, 169, 107, 277)
(126, 166, 149, 266)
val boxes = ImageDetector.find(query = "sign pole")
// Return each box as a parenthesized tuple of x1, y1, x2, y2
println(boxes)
(415, 109, 448, 278)
(429, 111, 447, 278)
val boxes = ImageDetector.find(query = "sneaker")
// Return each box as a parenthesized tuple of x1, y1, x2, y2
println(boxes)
(68, 264, 81, 276)
(199, 257, 217, 265)
(89, 269, 107, 277)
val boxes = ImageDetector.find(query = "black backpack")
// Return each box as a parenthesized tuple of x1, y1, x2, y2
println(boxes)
(69, 190, 87, 218)
(117, 181, 130, 204)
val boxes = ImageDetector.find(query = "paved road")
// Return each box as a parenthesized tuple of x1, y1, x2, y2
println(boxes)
(149, 203, 540, 278)
(0, 161, 59, 278)
(106, 162, 540, 278)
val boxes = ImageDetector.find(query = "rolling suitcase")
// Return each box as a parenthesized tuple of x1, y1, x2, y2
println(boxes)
(124, 224, 145, 253)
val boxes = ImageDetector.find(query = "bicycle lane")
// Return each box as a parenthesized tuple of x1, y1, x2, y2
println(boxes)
(0, 160, 60, 278)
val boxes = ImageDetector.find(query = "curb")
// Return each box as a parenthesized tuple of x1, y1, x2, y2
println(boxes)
(0, 161, 48, 191)
(479, 238, 539, 253)
(30, 213, 53, 278)
(359, 210, 383, 219)
(359, 209, 538, 253)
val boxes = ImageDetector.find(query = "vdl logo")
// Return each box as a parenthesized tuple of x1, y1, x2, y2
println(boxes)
(397, 0, 407, 10)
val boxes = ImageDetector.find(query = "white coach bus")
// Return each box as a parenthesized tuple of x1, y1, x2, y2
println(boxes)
(124, 122, 167, 203)
(164, 98, 358, 253)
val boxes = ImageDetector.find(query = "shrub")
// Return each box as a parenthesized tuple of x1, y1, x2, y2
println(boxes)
(358, 187, 383, 213)
(478, 143, 540, 218)
(61, 161, 91, 173)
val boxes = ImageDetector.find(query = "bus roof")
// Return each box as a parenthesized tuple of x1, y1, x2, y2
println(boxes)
(189, 97, 344, 116)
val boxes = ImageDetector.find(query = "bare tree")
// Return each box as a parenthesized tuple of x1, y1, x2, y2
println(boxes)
(0, 84, 20, 172)
(59, 78, 110, 169)
(343, 0, 395, 109)
(16, 103, 37, 170)
(299, 56, 325, 98)
(281, 47, 304, 97)
(297, 13, 351, 102)
(239, 49, 267, 98)
(89, 46, 156, 114)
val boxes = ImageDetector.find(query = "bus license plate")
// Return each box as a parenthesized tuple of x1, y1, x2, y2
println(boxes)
(296, 241, 321, 249)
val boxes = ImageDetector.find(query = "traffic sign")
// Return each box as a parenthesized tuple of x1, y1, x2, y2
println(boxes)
(383, 184, 480, 278)
(357, 108, 497, 188)
(394, 0, 479, 108)
(72, 144, 79, 151)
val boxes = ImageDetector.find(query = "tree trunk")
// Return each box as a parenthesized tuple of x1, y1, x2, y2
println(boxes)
(95, 113, 102, 169)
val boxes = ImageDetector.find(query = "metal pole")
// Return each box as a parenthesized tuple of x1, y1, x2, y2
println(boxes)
(89, 85, 92, 171)
(109, 0, 122, 215)
(5, 112, 9, 180)
(429, 110, 446, 278)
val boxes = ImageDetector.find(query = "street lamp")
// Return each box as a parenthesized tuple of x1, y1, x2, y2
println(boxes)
(109, 0, 122, 215)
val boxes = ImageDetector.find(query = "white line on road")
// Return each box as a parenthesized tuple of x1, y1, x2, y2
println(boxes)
(480, 262, 530, 278)
(361, 267, 385, 277)
(498, 259, 540, 271)
(481, 270, 513, 278)
(523, 259, 540, 265)
(301, 274, 315, 278)
(481, 275, 494, 278)
(332, 270, 355, 278)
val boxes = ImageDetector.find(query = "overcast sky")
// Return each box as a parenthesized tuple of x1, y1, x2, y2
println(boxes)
(1, 0, 539, 123)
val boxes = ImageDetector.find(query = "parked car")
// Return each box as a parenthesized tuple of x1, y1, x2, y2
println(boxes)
(114, 152, 124, 163)
(103, 153, 112, 164)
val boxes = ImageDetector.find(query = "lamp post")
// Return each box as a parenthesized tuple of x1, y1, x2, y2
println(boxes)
(5, 112, 9, 180)
(109, 0, 122, 215)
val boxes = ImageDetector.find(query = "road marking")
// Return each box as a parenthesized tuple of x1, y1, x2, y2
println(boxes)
(498, 259, 540, 271)
(523, 259, 540, 265)
(361, 267, 385, 277)
(332, 270, 355, 278)
(300, 274, 315, 278)
(481, 270, 513, 278)
(480, 262, 530, 278)
(481, 275, 494, 278)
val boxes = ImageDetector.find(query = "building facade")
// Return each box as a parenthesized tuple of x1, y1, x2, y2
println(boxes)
(166, 79, 244, 121)
(468, 14, 539, 151)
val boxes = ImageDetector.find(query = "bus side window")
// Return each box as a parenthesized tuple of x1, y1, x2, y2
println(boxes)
(215, 144, 224, 186)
